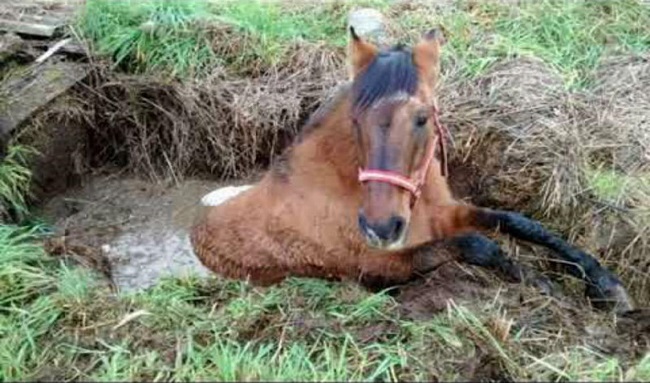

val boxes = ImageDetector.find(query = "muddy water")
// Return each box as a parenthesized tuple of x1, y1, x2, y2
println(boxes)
(41, 175, 253, 292)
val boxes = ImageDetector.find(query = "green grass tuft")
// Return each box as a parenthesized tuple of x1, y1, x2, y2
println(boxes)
(1, 261, 648, 381)
(586, 167, 650, 206)
(0, 224, 59, 379)
(79, 0, 388, 77)
(0, 145, 37, 222)
(79, 0, 218, 77)
(488, 0, 650, 87)
(79, 0, 650, 84)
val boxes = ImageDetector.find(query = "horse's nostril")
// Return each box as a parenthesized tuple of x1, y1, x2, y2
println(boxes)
(358, 213, 369, 233)
(359, 214, 406, 242)
(390, 216, 405, 239)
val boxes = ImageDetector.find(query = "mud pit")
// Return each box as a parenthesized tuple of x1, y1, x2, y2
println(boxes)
(38, 171, 589, 319)
(41, 175, 258, 292)
(38, 160, 496, 296)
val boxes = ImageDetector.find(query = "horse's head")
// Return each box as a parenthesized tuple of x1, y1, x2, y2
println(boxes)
(349, 27, 446, 250)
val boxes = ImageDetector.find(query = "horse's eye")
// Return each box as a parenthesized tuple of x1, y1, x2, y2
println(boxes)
(415, 115, 428, 128)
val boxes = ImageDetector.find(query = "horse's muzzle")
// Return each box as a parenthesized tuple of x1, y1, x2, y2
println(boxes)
(358, 212, 407, 249)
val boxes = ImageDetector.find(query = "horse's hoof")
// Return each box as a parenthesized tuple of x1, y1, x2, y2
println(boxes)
(585, 274, 635, 314)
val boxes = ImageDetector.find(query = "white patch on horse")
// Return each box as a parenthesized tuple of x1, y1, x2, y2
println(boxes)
(371, 91, 410, 110)
(201, 185, 253, 207)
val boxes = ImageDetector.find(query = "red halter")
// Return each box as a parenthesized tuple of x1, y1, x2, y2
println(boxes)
(358, 104, 449, 208)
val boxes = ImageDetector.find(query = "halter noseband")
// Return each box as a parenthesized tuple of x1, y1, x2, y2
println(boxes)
(358, 104, 449, 208)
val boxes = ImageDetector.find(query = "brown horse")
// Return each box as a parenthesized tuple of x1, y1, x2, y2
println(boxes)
(191, 27, 633, 312)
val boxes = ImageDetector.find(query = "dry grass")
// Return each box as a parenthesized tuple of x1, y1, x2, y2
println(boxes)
(57, 45, 345, 180)
(438, 53, 650, 303)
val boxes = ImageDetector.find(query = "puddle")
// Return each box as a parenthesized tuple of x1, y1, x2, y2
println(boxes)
(41, 175, 252, 293)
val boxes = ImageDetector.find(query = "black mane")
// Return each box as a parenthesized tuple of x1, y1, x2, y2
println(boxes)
(351, 45, 418, 115)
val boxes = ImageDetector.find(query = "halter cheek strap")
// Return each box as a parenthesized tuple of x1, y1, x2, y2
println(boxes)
(357, 105, 449, 208)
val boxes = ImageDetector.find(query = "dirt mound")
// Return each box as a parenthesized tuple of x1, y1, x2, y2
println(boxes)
(441, 56, 650, 304)
(398, 261, 650, 372)
(442, 57, 582, 215)
(591, 54, 650, 172)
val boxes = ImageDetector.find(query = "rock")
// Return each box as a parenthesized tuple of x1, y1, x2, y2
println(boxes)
(347, 8, 388, 46)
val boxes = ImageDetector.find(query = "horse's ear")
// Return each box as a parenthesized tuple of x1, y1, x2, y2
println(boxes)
(413, 27, 446, 87)
(348, 26, 378, 79)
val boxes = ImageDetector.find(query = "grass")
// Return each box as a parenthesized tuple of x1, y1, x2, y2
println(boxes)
(0, 145, 37, 222)
(78, 0, 387, 77)
(392, 0, 650, 87)
(78, 0, 217, 78)
(477, 0, 650, 87)
(1, 233, 648, 381)
(586, 167, 650, 206)
(78, 0, 650, 86)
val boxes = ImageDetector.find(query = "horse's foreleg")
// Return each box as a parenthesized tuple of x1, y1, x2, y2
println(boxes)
(413, 233, 553, 292)
(357, 252, 415, 292)
(435, 204, 634, 312)
(359, 233, 551, 294)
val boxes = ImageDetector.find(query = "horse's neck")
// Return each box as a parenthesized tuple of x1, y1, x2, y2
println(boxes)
(285, 97, 359, 190)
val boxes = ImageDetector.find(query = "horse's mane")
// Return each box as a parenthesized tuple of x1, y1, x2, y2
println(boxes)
(351, 45, 418, 116)
(298, 81, 353, 141)
(299, 45, 419, 138)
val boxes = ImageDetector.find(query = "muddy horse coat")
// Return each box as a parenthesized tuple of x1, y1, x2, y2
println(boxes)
(191, 27, 633, 312)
